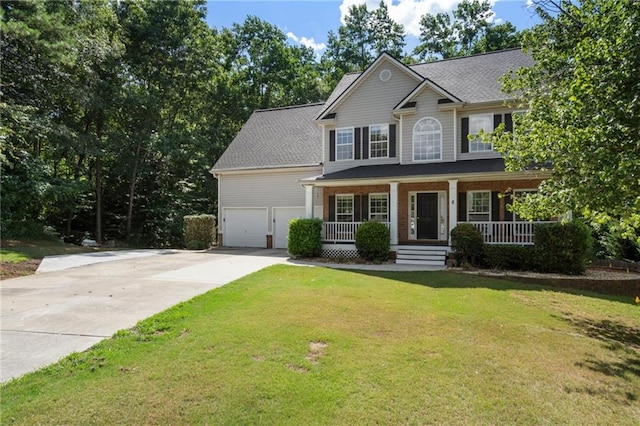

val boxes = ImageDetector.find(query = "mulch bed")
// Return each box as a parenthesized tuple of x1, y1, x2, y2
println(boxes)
(457, 267, 640, 299)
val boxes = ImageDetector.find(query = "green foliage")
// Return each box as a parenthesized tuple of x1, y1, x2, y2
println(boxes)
(355, 221, 390, 261)
(591, 220, 640, 261)
(414, 0, 521, 60)
(482, 244, 536, 271)
(450, 223, 485, 265)
(534, 221, 594, 275)
(287, 218, 322, 257)
(183, 214, 216, 250)
(491, 0, 640, 244)
(321, 1, 405, 87)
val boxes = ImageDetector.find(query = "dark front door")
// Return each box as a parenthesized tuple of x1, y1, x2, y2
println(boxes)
(417, 193, 438, 240)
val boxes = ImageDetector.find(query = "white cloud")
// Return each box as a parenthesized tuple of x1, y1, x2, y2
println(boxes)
(287, 31, 327, 53)
(338, 0, 499, 37)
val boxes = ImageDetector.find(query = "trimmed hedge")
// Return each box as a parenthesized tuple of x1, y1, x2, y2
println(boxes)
(183, 214, 216, 250)
(288, 218, 322, 257)
(450, 223, 485, 265)
(355, 221, 390, 261)
(534, 220, 593, 275)
(482, 245, 537, 271)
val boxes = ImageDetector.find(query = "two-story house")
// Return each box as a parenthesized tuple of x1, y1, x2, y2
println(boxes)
(210, 49, 551, 265)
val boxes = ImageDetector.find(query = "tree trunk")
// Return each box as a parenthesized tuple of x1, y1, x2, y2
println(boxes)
(125, 138, 144, 238)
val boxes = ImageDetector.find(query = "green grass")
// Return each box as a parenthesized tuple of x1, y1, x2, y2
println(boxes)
(0, 239, 103, 262)
(2, 266, 639, 424)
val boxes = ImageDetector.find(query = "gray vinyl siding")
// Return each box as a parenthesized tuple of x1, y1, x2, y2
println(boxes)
(217, 167, 323, 233)
(324, 58, 421, 174)
(401, 88, 455, 164)
(457, 107, 512, 161)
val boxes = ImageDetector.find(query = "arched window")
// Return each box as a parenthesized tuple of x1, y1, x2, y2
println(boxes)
(413, 117, 442, 162)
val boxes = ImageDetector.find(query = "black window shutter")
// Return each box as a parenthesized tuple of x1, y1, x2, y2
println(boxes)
(493, 114, 502, 130)
(389, 123, 396, 158)
(354, 195, 362, 222)
(362, 127, 369, 159)
(491, 192, 500, 222)
(354, 127, 361, 160)
(458, 192, 467, 222)
(461, 118, 469, 153)
(362, 194, 369, 221)
(329, 130, 336, 161)
(505, 199, 514, 222)
(505, 113, 513, 133)
(328, 196, 335, 222)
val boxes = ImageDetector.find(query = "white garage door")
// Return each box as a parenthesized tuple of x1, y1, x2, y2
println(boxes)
(223, 208, 267, 248)
(273, 207, 306, 249)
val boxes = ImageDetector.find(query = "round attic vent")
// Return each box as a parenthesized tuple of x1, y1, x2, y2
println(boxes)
(379, 69, 392, 81)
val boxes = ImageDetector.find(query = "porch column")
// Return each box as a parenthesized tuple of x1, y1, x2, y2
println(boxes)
(448, 179, 458, 239)
(389, 182, 399, 245)
(304, 185, 314, 218)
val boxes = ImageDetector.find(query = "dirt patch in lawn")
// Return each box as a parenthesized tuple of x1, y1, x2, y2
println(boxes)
(0, 259, 41, 280)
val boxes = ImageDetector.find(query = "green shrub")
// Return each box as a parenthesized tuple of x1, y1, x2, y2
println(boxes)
(450, 223, 484, 266)
(183, 214, 216, 250)
(533, 220, 593, 275)
(355, 221, 390, 261)
(482, 244, 537, 271)
(288, 218, 322, 257)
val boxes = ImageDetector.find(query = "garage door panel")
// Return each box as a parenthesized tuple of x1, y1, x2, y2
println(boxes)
(224, 208, 267, 248)
(274, 207, 305, 249)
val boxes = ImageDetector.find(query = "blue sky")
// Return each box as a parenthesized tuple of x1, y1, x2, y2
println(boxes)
(205, 0, 541, 56)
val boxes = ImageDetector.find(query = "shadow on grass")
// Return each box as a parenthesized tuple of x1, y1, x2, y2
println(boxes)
(348, 269, 636, 305)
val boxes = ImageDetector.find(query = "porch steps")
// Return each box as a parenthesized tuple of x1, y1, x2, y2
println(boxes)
(395, 246, 448, 266)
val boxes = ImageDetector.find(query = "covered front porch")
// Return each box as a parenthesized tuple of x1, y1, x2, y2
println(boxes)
(320, 220, 547, 245)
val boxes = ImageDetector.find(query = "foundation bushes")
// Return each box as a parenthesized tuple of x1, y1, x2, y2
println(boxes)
(183, 214, 216, 249)
(355, 221, 390, 261)
(450, 223, 485, 266)
(452, 220, 593, 275)
(288, 218, 322, 257)
(533, 220, 593, 275)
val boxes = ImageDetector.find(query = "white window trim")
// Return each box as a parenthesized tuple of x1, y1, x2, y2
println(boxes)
(368, 193, 389, 222)
(335, 194, 354, 222)
(412, 117, 442, 163)
(336, 127, 354, 161)
(369, 123, 389, 159)
(467, 190, 491, 222)
(468, 114, 493, 153)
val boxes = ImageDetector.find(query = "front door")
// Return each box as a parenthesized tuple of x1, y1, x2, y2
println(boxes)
(417, 193, 438, 240)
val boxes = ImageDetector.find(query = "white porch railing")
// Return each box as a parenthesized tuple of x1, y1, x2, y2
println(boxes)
(468, 221, 554, 245)
(322, 222, 390, 243)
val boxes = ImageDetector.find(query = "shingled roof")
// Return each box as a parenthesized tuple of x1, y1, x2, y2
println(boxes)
(211, 103, 324, 172)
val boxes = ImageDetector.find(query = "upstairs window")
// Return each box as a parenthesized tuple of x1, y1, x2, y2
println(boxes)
(369, 194, 389, 222)
(336, 128, 354, 161)
(413, 117, 442, 162)
(369, 124, 388, 158)
(468, 191, 491, 222)
(468, 114, 493, 152)
(336, 195, 354, 222)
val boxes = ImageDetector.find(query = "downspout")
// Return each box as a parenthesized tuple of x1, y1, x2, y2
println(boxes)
(453, 108, 457, 162)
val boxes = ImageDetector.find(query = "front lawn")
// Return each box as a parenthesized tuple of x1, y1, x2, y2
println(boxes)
(2, 266, 638, 424)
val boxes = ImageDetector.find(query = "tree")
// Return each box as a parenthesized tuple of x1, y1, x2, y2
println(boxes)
(489, 0, 640, 243)
(414, 0, 520, 60)
(321, 1, 406, 88)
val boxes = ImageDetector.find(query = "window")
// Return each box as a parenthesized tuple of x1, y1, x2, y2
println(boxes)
(413, 117, 442, 161)
(469, 114, 493, 152)
(336, 195, 354, 222)
(468, 191, 490, 222)
(369, 124, 388, 158)
(369, 194, 389, 222)
(336, 128, 354, 161)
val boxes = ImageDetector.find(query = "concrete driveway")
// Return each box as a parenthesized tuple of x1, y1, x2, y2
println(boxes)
(0, 249, 289, 383)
